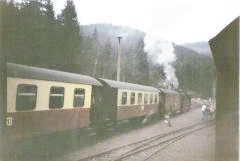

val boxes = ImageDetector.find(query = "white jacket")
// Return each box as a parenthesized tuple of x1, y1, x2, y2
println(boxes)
(201, 105, 207, 112)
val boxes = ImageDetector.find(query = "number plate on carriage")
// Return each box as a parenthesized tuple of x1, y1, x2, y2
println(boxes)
(6, 117, 13, 127)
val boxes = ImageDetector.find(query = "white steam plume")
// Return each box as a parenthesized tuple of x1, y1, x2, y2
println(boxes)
(144, 34, 179, 89)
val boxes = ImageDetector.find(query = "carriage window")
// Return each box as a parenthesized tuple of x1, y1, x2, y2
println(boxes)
(49, 86, 64, 109)
(154, 94, 158, 103)
(130, 92, 135, 105)
(150, 94, 153, 104)
(122, 92, 127, 105)
(144, 93, 148, 104)
(74, 88, 85, 107)
(138, 93, 142, 104)
(16, 84, 37, 111)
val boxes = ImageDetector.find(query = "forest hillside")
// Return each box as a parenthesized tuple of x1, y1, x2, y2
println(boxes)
(0, 0, 216, 98)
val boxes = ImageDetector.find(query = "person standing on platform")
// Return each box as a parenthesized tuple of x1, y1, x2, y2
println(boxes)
(201, 104, 207, 120)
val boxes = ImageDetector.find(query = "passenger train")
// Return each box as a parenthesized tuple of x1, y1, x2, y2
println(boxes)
(5, 63, 191, 140)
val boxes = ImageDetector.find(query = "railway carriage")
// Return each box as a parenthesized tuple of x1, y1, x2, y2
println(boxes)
(91, 78, 160, 123)
(4, 63, 191, 140)
(159, 88, 181, 114)
(6, 63, 102, 139)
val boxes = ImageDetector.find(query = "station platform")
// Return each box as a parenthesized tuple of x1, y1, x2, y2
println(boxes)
(60, 108, 215, 161)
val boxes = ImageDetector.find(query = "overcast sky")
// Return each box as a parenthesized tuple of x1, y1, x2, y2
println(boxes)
(52, 0, 239, 44)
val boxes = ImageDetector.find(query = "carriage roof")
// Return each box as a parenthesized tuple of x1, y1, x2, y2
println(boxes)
(7, 63, 102, 86)
(159, 88, 179, 94)
(99, 78, 160, 92)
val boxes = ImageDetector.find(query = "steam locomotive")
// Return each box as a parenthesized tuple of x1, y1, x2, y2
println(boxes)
(6, 63, 190, 140)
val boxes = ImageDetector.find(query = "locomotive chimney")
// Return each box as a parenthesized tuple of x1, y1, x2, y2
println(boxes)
(117, 36, 122, 81)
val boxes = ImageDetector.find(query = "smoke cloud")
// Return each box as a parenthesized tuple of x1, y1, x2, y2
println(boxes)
(144, 34, 179, 89)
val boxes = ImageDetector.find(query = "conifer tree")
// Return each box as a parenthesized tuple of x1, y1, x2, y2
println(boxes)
(58, 0, 81, 71)
(92, 26, 99, 77)
(42, 0, 54, 19)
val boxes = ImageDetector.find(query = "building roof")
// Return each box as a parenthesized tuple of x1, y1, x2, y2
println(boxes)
(209, 16, 239, 71)
(7, 63, 102, 86)
(99, 78, 160, 92)
(159, 88, 179, 94)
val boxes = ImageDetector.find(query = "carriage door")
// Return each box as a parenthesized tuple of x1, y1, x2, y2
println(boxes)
(90, 86, 104, 125)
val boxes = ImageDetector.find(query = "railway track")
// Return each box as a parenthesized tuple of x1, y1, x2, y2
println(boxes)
(79, 120, 215, 161)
